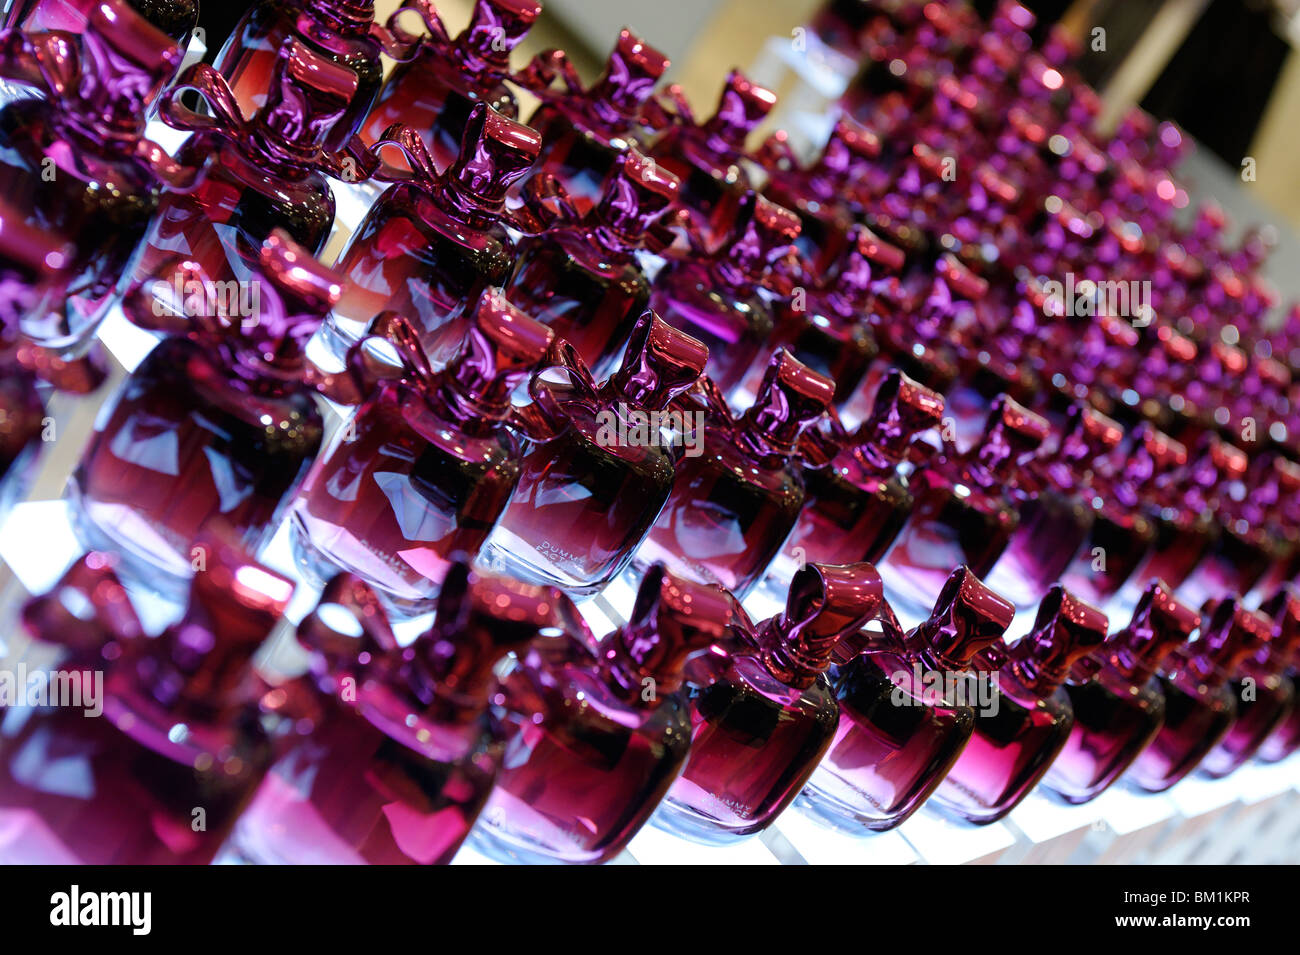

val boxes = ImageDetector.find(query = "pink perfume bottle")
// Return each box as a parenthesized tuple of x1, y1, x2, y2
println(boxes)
(656, 562, 893, 843)
(485, 311, 708, 595)
(325, 105, 540, 359)
(930, 585, 1107, 824)
(880, 395, 1048, 621)
(130, 40, 359, 300)
(650, 191, 802, 397)
(71, 231, 340, 593)
(1258, 589, 1300, 763)
(767, 369, 944, 593)
(0, 535, 293, 864)
(233, 564, 560, 865)
(506, 149, 680, 377)
(1125, 597, 1269, 793)
(798, 566, 1015, 831)
(290, 291, 554, 615)
(984, 405, 1123, 611)
(360, 0, 540, 171)
(636, 351, 835, 598)
(7, 0, 198, 43)
(517, 29, 669, 213)
(471, 564, 735, 864)
(1042, 581, 1199, 805)
(1198, 589, 1299, 777)
(0, 1, 183, 353)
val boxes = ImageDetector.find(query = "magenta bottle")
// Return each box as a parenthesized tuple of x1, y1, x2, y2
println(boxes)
(880, 395, 1048, 621)
(766, 369, 944, 593)
(650, 191, 802, 397)
(361, 0, 540, 171)
(290, 291, 554, 615)
(1042, 581, 1199, 805)
(637, 351, 835, 599)
(7, 0, 197, 43)
(1125, 597, 1269, 793)
(485, 311, 707, 595)
(0, 1, 183, 353)
(656, 562, 893, 843)
(506, 149, 680, 377)
(930, 585, 1107, 824)
(71, 231, 339, 593)
(1258, 589, 1300, 762)
(798, 566, 1016, 832)
(325, 105, 540, 360)
(233, 565, 560, 865)
(1198, 589, 1299, 777)
(0, 536, 293, 864)
(471, 564, 734, 864)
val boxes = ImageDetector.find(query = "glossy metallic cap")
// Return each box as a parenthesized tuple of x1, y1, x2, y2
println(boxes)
(606, 309, 708, 411)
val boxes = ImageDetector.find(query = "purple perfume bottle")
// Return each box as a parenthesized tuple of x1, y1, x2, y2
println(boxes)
(71, 231, 340, 592)
(290, 291, 554, 615)
(233, 564, 560, 865)
(636, 351, 835, 599)
(1198, 589, 1299, 777)
(930, 585, 1107, 824)
(485, 310, 708, 595)
(0, 1, 183, 353)
(471, 564, 734, 864)
(880, 395, 1048, 622)
(766, 369, 944, 593)
(0, 535, 293, 864)
(506, 149, 680, 377)
(7, 0, 197, 44)
(1258, 589, 1300, 763)
(1042, 581, 1200, 805)
(324, 105, 540, 359)
(361, 0, 540, 170)
(1125, 597, 1269, 793)
(650, 191, 801, 397)
(656, 562, 893, 843)
(798, 566, 1016, 832)
(984, 405, 1123, 611)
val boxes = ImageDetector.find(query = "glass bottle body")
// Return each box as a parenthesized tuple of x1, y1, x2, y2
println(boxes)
(1125, 671, 1236, 793)
(1257, 672, 1300, 762)
(985, 487, 1094, 611)
(1198, 672, 1294, 778)
(1059, 503, 1155, 605)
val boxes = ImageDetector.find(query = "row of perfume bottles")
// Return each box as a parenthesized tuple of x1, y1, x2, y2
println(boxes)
(4, 530, 1297, 866)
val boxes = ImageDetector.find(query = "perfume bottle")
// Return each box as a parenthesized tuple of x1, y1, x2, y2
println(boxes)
(1258, 589, 1300, 763)
(656, 562, 893, 843)
(930, 585, 1106, 824)
(324, 105, 539, 359)
(1198, 588, 1299, 778)
(797, 566, 1016, 832)
(484, 310, 708, 595)
(0, 1, 183, 353)
(130, 40, 359, 300)
(0, 535, 293, 864)
(766, 369, 944, 593)
(1041, 581, 1199, 805)
(636, 351, 835, 599)
(880, 395, 1048, 622)
(984, 405, 1123, 611)
(71, 231, 339, 592)
(517, 28, 669, 213)
(290, 291, 554, 615)
(506, 149, 680, 377)
(650, 191, 801, 397)
(233, 564, 560, 865)
(361, 0, 540, 171)
(471, 564, 735, 864)
(8, 0, 198, 43)
(1125, 597, 1269, 793)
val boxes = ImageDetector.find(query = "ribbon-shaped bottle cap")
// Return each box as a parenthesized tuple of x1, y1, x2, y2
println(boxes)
(1188, 597, 1272, 683)
(1009, 585, 1108, 693)
(910, 566, 1016, 672)
(703, 69, 778, 151)
(594, 149, 681, 243)
(441, 287, 555, 418)
(741, 350, 835, 456)
(605, 309, 708, 411)
(971, 395, 1050, 481)
(254, 38, 359, 158)
(588, 28, 670, 122)
(447, 102, 542, 209)
(855, 369, 945, 461)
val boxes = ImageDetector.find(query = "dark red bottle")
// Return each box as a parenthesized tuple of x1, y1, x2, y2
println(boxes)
(472, 564, 735, 864)
(657, 562, 893, 843)
(0, 535, 292, 864)
(233, 564, 560, 865)
(637, 351, 835, 599)
(290, 291, 554, 615)
(1125, 597, 1269, 792)
(505, 148, 680, 377)
(798, 566, 1015, 831)
(930, 585, 1107, 824)
(71, 231, 339, 594)
(1042, 581, 1199, 805)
